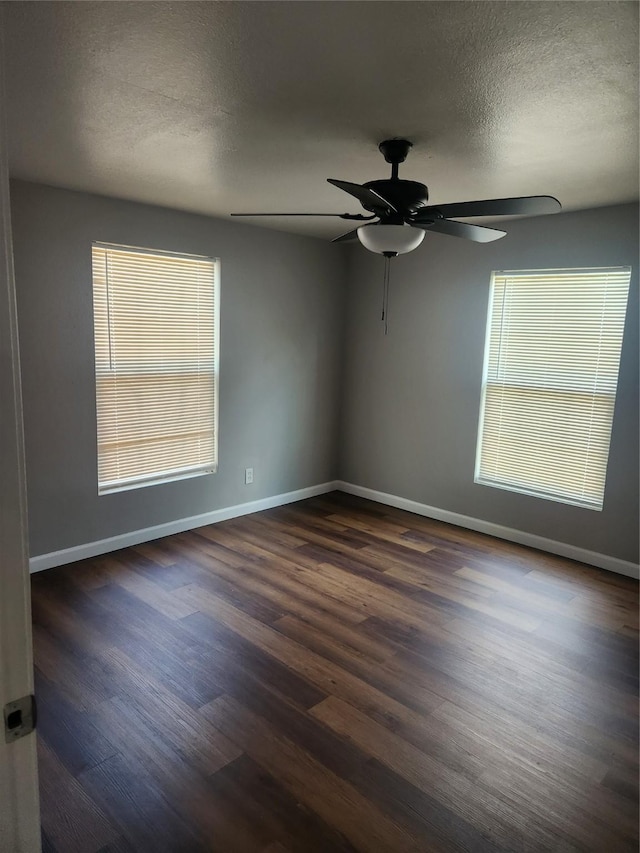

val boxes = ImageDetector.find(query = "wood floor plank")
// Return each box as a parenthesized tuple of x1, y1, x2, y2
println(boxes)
(35, 669, 118, 776)
(37, 739, 120, 853)
(175, 582, 446, 720)
(294, 556, 452, 630)
(454, 564, 573, 613)
(442, 615, 639, 716)
(97, 559, 200, 619)
(130, 539, 187, 569)
(95, 644, 242, 775)
(93, 837, 138, 853)
(391, 642, 638, 778)
(85, 582, 227, 707)
(387, 562, 544, 631)
(478, 760, 638, 850)
(200, 694, 427, 853)
(393, 621, 637, 736)
(179, 609, 327, 710)
(31, 491, 639, 852)
(207, 752, 362, 853)
(273, 613, 395, 668)
(78, 751, 210, 853)
(271, 613, 451, 720)
(31, 622, 116, 711)
(172, 529, 367, 626)
(96, 550, 190, 594)
(309, 694, 564, 852)
(325, 511, 437, 553)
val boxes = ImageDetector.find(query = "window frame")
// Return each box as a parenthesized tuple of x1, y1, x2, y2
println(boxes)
(92, 241, 220, 495)
(474, 265, 631, 510)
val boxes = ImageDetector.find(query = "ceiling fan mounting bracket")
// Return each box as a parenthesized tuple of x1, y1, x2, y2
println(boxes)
(378, 139, 413, 165)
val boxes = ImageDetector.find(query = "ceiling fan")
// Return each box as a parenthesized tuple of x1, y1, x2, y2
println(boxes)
(231, 138, 562, 256)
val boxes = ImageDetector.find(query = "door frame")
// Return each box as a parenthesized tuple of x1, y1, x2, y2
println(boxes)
(0, 20, 41, 853)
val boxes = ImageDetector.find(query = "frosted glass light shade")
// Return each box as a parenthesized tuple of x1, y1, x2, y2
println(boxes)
(357, 224, 425, 255)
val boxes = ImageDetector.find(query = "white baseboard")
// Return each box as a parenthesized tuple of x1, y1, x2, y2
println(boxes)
(335, 480, 640, 580)
(29, 481, 339, 573)
(30, 478, 639, 580)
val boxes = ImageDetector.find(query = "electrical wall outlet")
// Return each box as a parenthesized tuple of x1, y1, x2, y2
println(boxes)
(245, 467, 254, 485)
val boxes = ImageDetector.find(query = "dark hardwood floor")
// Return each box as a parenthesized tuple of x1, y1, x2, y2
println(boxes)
(31, 491, 639, 852)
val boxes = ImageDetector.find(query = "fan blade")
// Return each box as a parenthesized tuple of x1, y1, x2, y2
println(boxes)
(232, 212, 354, 217)
(327, 179, 397, 214)
(230, 212, 376, 220)
(415, 219, 506, 242)
(331, 228, 361, 243)
(414, 195, 561, 220)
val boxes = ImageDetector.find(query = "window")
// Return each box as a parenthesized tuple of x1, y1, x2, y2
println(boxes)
(92, 243, 219, 494)
(475, 266, 631, 510)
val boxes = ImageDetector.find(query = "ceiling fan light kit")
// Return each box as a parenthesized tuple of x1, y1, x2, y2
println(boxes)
(357, 223, 425, 256)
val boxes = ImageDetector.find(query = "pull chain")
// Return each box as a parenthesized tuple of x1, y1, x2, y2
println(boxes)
(381, 254, 392, 335)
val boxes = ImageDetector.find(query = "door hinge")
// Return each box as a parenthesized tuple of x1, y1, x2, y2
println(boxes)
(4, 694, 37, 743)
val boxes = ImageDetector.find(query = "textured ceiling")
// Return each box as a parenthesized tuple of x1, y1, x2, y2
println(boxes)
(3, 1, 639, 239)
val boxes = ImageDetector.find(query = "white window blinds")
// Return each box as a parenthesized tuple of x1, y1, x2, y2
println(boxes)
(475, 267, 631, 510)
(92, 243, 219, 494)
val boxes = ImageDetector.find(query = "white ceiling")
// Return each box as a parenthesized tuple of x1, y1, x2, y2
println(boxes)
(3, 1, 639, 239)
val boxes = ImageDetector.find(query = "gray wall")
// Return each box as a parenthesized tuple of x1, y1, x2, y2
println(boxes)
(339, 204, 639, 564)
(10, 182, 639, 566)
(11, 180, 347, 557)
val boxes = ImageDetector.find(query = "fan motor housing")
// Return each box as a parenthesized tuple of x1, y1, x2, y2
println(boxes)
(363, 179, 430, 216)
